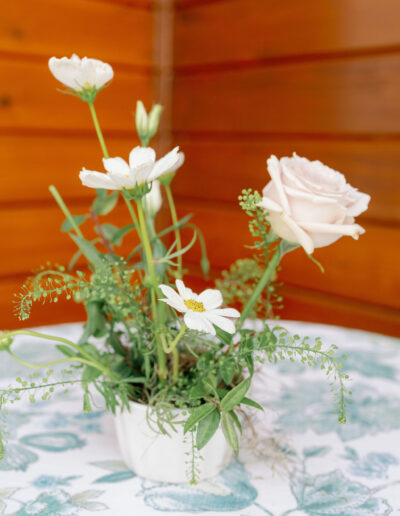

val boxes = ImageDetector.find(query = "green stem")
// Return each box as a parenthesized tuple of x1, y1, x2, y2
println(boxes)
(136, 198, 167, 380)
(123, 194, 142, 241)
(49, 185, 84, 239)
(88, 102, 109, 158)
(7, 349, 103, 374)
(172, 347, 179, 383)
(237, 248, 281, 328)
(165, 323, 187, 353)
(3, 330, 119, 381)
(162, 324, 186, 382)
(165, 184, 183, 278)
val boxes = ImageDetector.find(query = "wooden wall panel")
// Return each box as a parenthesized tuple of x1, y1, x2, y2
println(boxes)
(0, 0, 156, 328)
(185, 269, 400, 337)
(175, 0, 400, 68)
(1, 203, 137, 278)
(1, 0, 153, 68)
(174, 55, 400, 134)
(0, 59, 152, 132)
(173, 140, 400, 224)
(173, 0, 400, 335)
(1, 135, 138, 203)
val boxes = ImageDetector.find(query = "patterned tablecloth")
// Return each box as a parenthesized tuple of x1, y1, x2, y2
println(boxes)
(0, 321, 400, 516)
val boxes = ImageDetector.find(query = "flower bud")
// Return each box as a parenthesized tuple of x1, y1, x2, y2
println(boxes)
(147, 104, 163, 138)
(135, 101, 148, 140)
(134, 101, 163, 145)
(142, 180, 162, 216)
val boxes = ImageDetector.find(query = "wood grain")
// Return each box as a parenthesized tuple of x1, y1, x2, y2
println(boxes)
(0, 202, 140, 278)
(184, 268, 400, 337)
(175, 0, 400, 67)
(0, 58, 153, 132)
(174, 198, 400, 310)
(172, 139, 400, 224)
(173, 55, 400, 134)
(0, 134, 139, 203)
(0, 0, 153, 67)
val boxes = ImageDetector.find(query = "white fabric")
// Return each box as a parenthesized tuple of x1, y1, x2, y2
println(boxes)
(0, 321, 399, 515)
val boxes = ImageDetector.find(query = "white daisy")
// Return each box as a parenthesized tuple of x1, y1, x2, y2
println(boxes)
(159, 279, 240, 336)
(79, 146, 184, 191)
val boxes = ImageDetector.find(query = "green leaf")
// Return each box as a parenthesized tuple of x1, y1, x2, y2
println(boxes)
(82, 365, 102, 383)
(279, 239, 300, 256)
(56, 344, 76, 357)
(229, 410, 242, 435)
(98, 224, 122, 246)
(189, 381, 209, 400)
(220, 356, 236, 385)
(220, 377, 251, 412)
(93, 191, 119, 215)
(240, 396, 264, 411)
(153, 239, 168, 278)
(61, 214, 87, 232)
(306, 252, 325, 274)
(183, 402, 216, 434)
(215, 327, 233, 347)
(69, 234, 103, 268)
(106, 332, 126, 357)
(109, 224, 135, 245)
(221, 412, 239, 455)
(196, 409, 221, 450)
(83, 391, 92, 413)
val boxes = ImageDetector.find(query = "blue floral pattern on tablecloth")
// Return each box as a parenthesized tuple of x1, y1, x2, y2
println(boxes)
(0, 321, 399, 515)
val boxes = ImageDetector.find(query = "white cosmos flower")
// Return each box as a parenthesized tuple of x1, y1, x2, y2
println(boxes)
(79, 146, 184, 191)
(159, 279, 240, 336)
(48, 54, 113, 91)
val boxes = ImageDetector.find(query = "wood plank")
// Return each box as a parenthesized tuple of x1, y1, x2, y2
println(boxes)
(279, 284, 400, 338)
(0, 0, 152, 67)
(0, 58, 153, 131)
(184, 268, 400, 337)
(174, 198, 400, 310)
(0, 134, 139, 203)
(0, 202, 141, 277)
(175, 0, 400, 67)
(172, 139, 400, 224)
(173, 54, 400, 134)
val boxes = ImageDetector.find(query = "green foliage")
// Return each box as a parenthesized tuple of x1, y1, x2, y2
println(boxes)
(217, 189, 283, 319)
(92, 191, 119, 216)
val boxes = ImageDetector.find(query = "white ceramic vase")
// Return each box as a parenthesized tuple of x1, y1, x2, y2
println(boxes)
(114, 401, 232, 483)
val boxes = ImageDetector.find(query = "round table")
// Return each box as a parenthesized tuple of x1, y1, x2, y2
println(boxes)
(0, 321, 399, 515)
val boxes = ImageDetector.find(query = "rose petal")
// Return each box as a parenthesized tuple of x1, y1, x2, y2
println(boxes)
(267, 155, 292, 215)
(298, 221, 366, 238)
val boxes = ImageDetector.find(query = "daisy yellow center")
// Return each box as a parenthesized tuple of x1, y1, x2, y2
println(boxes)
(184, 299, 205, 312)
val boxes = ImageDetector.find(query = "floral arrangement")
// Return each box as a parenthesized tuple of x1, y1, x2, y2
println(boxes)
(0, 55, 370, 481)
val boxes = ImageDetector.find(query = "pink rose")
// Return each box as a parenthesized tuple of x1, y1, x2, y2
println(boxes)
(259, 153, 370, 254)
